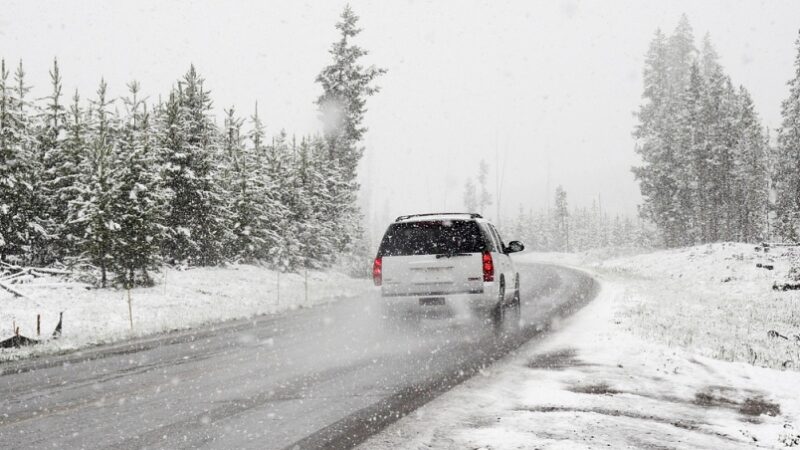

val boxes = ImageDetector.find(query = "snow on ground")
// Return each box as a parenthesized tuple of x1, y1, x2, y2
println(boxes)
(361, 244, 800, 449)
(0, 265, 371, 362)
(597, 243, 798, 371)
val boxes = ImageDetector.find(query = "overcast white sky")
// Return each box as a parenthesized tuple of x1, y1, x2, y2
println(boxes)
(2, 0, 799, 236)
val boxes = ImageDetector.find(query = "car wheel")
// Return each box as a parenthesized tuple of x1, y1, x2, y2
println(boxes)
(491, 278, 506, 326)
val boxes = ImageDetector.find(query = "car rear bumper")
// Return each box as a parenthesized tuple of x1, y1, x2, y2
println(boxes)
(379, 282, 499, 311)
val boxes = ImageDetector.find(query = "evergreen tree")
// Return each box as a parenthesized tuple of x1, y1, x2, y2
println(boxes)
(160, 66, 227, 265)
(315, 4, 386, 182)
(263, 131, 301, 270)
(666, 14, 696, 97)
(8, 61, 38, 261)
(554, 186, 569, 251)
(633, 28, 684, 247)
(775, 31, 800, 242)
(112, 81, 165, 287)
(680, 62, 707, 244)
(33, 59, 68, 263)
(244, 104, 286, 263)
(477, 160, 492, 216)
(732, 87, 769, 242)
(463, 178, 477, 212)
(0, 59, 26, 260)
(71, 79, 119, 287)
(59, 90, 90, 254)
(223, 106, 277, 263)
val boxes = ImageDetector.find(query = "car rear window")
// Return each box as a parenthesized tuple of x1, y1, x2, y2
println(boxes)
(378, 220, 486, 256)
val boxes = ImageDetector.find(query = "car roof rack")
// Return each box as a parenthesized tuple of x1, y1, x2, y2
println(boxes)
(394, 212, 483, 222)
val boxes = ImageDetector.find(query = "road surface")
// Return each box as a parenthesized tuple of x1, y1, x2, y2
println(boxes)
(0, 263, 596, 449)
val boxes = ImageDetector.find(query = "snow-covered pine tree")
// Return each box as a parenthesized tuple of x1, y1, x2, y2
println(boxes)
(292, 136, 318, 267)
(223, 106, 272, 263)
(244, 103, 285, 263)
(0, 59, 27, 260)
(610, 215, 626, 247)
(313, 5, 385, 273)
(732, 87, 769, 242)
(263, 131, 302, 271)
(477, 160, 492, 216)
(71, 79, 120, 287)
(633, 28, 685, 247)
(463, 178, 477, 212)
(554, 186, 569, 251)
(293, 135, 338, 269)
(775, 31, 800, 242)
(160, 66, 227, 265)
(310, 133, 359, 263)
(709, 74, 739, 241)
(681, 62, 708, 244)
(315, 4, 386, 183)
(666, 14, 696, 98)
(59, 90, 90, 255)
(33, 59, 68, 263)
(667, 17, 698, 245)
(7, 61, 39, 262)
(112, 81, 165, 287)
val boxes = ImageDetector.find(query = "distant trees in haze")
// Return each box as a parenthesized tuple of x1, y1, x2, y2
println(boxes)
(0, 5, 384, 286)
(504, 186, 654, 253)
(553, 186, 569, 251)
(462, 159, 493, 217)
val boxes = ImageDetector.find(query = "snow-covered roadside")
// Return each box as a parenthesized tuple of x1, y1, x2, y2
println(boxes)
(0, 265, 371, 362)
(361, 246, 800, 449)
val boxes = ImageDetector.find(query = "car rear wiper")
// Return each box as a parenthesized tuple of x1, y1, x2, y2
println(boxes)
(436, 253, 471, 259)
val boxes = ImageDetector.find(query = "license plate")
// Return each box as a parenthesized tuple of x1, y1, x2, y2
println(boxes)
(419, 297, 445, 306)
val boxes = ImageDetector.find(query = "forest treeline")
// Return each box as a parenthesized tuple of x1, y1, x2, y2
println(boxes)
(0, 6, 384, 286)
(501, 186, 655, 253)
(634, 16, 800, 247)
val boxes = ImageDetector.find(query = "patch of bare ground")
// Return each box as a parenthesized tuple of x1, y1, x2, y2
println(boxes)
(526, 348, 591, 371)
(513, 405, 740, 442)
(692, 385, 780, 421)
(739, 396, 781, 417)
(567, 382, 621, 395)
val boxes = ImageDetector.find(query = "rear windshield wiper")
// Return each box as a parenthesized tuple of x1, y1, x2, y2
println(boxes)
(436, 253, 471, 259)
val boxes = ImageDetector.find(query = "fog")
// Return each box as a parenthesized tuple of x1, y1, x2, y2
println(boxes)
(2, 0, 798, 237)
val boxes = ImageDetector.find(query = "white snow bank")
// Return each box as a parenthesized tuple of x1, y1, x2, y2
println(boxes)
(600, 243, 799, 371)
(0, 265, 371, 361)
(521, 243, 800, 371)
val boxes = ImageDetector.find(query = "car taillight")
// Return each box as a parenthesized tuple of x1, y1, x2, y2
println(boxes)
(482, 251, 494, 282)
(373, 256, 382, 286)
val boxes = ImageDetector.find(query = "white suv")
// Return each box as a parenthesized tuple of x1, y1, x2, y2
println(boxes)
(373, 213, 524, 317)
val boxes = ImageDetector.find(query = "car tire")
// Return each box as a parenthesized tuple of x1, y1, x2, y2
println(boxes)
(490, 278, 505, 325)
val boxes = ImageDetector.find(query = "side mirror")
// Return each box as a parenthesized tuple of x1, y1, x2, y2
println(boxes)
(506, 241, 525, 253)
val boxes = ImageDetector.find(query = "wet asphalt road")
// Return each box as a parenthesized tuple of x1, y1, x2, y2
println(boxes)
(0, 263, 596, 450)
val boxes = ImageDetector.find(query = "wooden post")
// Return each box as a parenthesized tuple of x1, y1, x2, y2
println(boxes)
(36, 314, 40, 337)
(276, 271, 280, 305)
(304, 265, 309, 305)
(127, 288, 134, 331)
